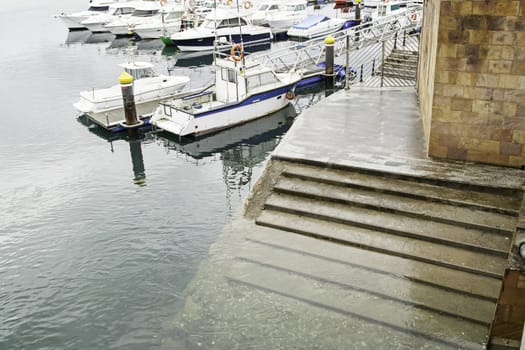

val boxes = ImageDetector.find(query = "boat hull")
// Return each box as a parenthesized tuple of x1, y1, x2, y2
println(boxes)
(169, 33, 272, 51)
(152, 85, 294, 137)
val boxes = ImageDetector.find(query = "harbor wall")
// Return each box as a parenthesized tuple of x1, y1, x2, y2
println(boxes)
(418, 0, 525, 167)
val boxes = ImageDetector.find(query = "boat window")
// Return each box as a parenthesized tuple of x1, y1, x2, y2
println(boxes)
(221, 68, 236, 83)
(163, 105, 172, 117)
(201, 20, 215, 29)
(88, 6, 109, 11)
(124, 67, 157, 80)
(217, 19, 230, 28)
(297, 4, 306, 11)
(121, 7, 135, 15)
(268, 5, 279, 10)
(321, 16, 329, 22)
(247, 72, 278, 89)
(257, 4, 269, 10)
(132, 9, 159, 17)
(228, 17, 247, 26)
(284, 4, 295, 11)
(391, 4, 400, 10)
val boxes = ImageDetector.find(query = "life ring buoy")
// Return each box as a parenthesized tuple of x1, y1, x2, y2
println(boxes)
(286, 91, 295, 100)
(230, 44, 243, 62)
(160, 0, 166, 6)
(410, 13, 417, 21)
(243, 1, 252, 9)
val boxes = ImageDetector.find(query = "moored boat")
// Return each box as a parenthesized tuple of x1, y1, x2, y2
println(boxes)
(133, 4, 186, 39)
(73, 61, 190, 131)
(264, 0, 308, 34)
(161, 9, 272, 52)
(150, 46, 303, 137)
(287, 14, 356, 39)
(58, 0, 118, 31)
(80, 2, 139, 33)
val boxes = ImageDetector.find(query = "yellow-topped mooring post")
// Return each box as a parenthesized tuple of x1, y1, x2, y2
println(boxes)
(324, 34, 335, 91)
(119, 71, 139, 128)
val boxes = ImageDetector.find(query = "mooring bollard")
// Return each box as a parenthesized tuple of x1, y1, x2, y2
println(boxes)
(119, 71, 139, 127)
(324, 34, 335, 91)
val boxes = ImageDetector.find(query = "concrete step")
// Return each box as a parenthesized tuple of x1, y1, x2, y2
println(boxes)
(256, 210, 508, 278)
(281, 162, 521, 215)
(272, 177, 518, 234)
(227, 256, 490, 348)
(234, 242, 497, 325)
(264, 193, 511, 256)
(247, 225, 503, 301)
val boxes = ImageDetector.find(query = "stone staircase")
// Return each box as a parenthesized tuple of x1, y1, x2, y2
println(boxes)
(251, 158, 523, 348)
(381, 49, 419, 80)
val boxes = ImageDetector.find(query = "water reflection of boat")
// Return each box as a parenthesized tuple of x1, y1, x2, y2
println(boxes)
(156, 103, 296, 160)
(64, 30, 92, 45)
(85, 32, 116, 44)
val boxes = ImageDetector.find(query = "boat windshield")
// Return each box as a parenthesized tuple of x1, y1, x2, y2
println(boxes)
(88, 6, 110, 11)
(246, 71, 279, 90)
(132, 9, 159, 17)
(201, 19, 216, 29)
(284, 4, 305, 12)
(124, 67, 158, 80)
(257, 4, 269, 10)
(113, 7, 135, 16)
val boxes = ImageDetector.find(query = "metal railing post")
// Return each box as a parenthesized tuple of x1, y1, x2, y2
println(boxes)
(360, 64, 363, 82)
(345, 33, 350, 90)
(403, 30, 406, 47)
(372, 58, 375, 76)
(394, 32, 398, 49)
(381, 41, 385, 88)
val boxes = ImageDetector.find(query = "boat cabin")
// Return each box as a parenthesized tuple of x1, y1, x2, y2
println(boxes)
(200, 11, 251, 29)
(282, 1, 307, 13)
(215, 57, 281, 103)
(118, 62, 158, 81)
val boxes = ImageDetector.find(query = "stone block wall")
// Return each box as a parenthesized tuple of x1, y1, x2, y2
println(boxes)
(418, 0, 525, 167)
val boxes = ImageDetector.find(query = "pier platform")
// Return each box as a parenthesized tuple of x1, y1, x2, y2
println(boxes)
(161, 87, 525, 349)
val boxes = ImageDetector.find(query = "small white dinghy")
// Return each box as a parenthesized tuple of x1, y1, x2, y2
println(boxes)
(74, 62, 190, 131)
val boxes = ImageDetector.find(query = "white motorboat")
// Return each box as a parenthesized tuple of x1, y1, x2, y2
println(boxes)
(103, 1, 161, 36)
(74, 61, 190, 130)
(58, 0, 120, 31)
(133, 4, 186, 39)
(80, 2, 140, 33)
(161, 9, 273, 52)
(150, 47, 303, 137)
(265, 0, 308, 34)
(249, 1, 280, 26)
(287, 14, 356, 39)
(362, 0, 410, 22)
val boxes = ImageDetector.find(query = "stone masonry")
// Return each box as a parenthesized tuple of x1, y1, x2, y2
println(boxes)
(418, 0, 525, 167)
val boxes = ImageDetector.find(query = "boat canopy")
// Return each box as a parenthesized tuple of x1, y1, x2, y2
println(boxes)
(292, 15, 329, 29)
(118, 62, 158, 81)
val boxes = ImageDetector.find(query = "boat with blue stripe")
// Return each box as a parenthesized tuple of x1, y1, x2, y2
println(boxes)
(161, 9, 273, 52)
(151, 46, 303, 137)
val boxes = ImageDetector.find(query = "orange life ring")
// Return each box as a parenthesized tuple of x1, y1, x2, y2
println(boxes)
(230, 44, 243, 62)
(243, 1, 252, 9)
(285, 91, 295, 100)
(160, 0, 166, 6)
(410, 13, 417, 21)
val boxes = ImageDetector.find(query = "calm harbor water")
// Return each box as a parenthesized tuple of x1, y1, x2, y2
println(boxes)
(0, 1, 327, 349)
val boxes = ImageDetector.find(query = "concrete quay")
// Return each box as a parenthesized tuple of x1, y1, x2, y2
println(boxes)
(161, 87, 525, 349)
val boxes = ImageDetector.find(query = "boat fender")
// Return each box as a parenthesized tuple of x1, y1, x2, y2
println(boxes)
(410, 13, 417, 21)
(286, 91, 295, 100)
(230, 44, 243, 62)
(243, 1, 252, 9)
